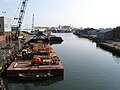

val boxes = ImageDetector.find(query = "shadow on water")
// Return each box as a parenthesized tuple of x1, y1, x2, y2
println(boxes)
(6, 76, 63, 86)
(3, 76, 63, 90)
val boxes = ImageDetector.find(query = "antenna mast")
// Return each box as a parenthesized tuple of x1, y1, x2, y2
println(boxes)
(32, 14, 34, 32)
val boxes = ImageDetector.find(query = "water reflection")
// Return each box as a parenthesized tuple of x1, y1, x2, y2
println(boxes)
(112, 55, 120, 64)
(5, 76, 63, 90)
(76, 35, 120, 64)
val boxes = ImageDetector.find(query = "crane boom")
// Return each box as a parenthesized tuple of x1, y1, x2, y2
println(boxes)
(12, 0, 28, 39)
(18, 0, 28, 29)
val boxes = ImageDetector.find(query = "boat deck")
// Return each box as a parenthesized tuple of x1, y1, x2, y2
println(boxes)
(7, 61, 64, 77)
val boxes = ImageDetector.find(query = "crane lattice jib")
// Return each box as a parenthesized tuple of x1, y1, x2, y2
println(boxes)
(17, 0, 28, 31)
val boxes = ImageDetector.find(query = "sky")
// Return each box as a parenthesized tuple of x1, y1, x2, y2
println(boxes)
(0, 0, 120, 29)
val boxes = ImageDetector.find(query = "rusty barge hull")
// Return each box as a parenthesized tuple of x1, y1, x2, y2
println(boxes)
(7, 61, 64, 77)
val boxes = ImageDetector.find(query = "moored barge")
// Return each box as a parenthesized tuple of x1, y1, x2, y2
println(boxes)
(7, 33, 64, 79)
(7, 60, 63, 78)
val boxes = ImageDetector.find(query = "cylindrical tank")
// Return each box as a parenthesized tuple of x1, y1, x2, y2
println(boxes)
(32, 56, 42, 65)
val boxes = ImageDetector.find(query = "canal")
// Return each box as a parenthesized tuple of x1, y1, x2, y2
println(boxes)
(6, 33, 120, 90)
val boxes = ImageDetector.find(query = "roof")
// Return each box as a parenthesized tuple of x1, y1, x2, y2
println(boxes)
(98, 29, 113, 33)
(62, 26, 71, 29)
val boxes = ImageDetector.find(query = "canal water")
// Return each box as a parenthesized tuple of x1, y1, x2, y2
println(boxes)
(6, 33, 120, 90)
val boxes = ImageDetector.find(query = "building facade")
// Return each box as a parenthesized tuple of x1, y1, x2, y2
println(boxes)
(0, 17, 11, 35)
(97, 29, 113, 40)
(0, 17, 11, 45)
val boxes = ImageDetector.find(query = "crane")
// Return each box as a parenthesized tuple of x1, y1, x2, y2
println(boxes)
(12, 0, 28, 40)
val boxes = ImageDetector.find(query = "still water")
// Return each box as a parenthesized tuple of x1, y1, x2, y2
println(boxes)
(6, 33, 120, 90)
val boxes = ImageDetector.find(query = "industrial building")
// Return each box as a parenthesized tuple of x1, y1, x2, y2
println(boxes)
(0, 17, 11, 45)
(97, 29, 113, 40)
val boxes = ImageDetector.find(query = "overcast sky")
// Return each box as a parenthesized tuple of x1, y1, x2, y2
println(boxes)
(0, 0, 120, 29)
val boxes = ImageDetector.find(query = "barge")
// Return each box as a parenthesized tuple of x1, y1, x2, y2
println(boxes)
(7, 34, 64, 79)
(7, 61, 63, 78)
(47, 32, 63, 44)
